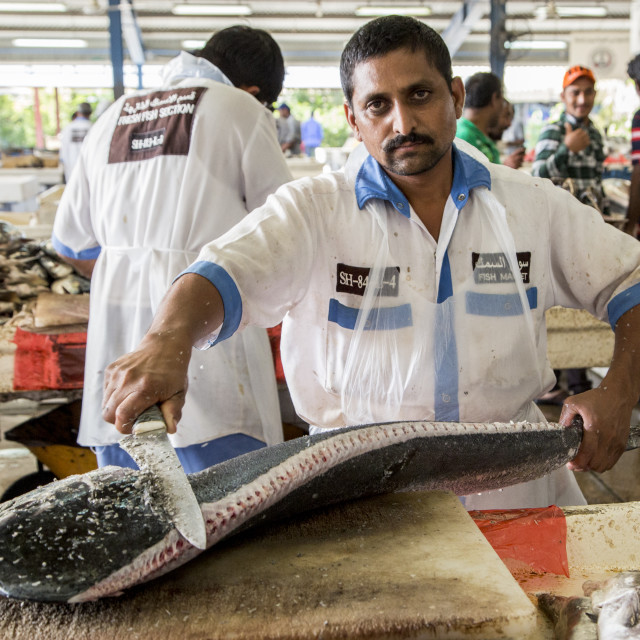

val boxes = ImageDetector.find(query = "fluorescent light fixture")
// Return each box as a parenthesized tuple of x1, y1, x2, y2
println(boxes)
(555, 5, 607, 17)
(355, 5, 431, 17)
(172, 3, 252, 15)
(12, 38, 88, 48)
(0, 2, 66, 11)
(505, 40, 567, 50)
(182, 40, 206, 49)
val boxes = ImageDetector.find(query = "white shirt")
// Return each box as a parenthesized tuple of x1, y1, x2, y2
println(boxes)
(182, 140, 640, 508)
(59, 115, 92, 182)
(52, 53, 293, 448)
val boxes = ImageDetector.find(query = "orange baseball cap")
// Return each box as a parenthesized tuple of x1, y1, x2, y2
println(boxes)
(563, 65, 596, 89)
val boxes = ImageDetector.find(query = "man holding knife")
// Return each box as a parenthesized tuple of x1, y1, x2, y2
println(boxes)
(103, 17, 640, 510)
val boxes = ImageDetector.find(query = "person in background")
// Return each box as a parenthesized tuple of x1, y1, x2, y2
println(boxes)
(626, 53, 640, 238)
(487, 99, 525, 170)
(52, 26, 293, 473)
(301, 110, 324, 158)
(532, 65, 608, 402)
(102, 16, 640, 511)
(276, 103, 301, 155)
(455, 71, 504, 164)
(59, 101, 92, 183)
(532, 65, 608, 213)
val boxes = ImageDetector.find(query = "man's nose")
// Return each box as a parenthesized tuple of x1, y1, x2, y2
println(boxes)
(391, 102, 416, 135)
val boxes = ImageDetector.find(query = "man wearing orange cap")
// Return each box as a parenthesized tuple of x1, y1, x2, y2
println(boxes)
(533, 65, 608, 402)
(532, 65, 607, 211)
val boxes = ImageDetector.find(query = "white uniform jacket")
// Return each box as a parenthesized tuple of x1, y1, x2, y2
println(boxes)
(59, 115, 92, 183)
(180, 140, 640, 509)
(52, 52, 293, 448)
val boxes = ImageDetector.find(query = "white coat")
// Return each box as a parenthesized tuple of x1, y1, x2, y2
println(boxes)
(181, 141, 640, 509)
(52, 53, 293, 448)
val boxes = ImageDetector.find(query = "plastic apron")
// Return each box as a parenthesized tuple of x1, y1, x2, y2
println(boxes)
(82, 245, 282, 449)
(334, 177, 585, 510)
(76, 53, 283, 449)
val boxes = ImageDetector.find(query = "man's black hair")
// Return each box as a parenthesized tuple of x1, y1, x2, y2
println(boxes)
(78, 102, 92, 116)
(629, 54, 640, 83)
(340, 15, 453, 107)
(194, 26, 285, 105)
(463, 72, 502, 109)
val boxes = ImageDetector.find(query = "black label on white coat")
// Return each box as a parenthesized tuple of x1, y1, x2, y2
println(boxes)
(472, 252, 531, 284)
(336, 263, 400, 296)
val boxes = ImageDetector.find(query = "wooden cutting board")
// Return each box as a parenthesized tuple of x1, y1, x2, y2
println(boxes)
(0, 491, 537, 639)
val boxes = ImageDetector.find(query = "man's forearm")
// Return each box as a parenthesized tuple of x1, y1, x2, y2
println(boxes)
(58, 255, 96, 280)
(602, 305, 640, 404)
(142, 272, 225, 351)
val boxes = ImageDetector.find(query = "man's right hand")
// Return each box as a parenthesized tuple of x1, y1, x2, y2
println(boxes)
(503, 147, 525, 170)
(101, 272, 226, 435)
(101, 333, 191, 435)
(564, 122, 590, 153)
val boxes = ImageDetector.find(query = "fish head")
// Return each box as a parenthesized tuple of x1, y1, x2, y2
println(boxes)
(0, 466, 173, 602)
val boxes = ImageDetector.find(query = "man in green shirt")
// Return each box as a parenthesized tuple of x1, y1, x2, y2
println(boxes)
(455, 71, 504, 164)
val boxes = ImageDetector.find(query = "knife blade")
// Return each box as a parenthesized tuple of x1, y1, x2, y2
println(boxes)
(119, 405, 207, 550)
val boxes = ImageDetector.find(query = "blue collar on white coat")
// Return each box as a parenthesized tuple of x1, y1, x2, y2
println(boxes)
(353, 142, 491, 217)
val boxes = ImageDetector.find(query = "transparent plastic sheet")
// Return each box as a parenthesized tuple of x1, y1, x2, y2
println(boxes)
(340, 203, 405, 424)
(339, 187, 543, 426)
(475, 188, 542, 394)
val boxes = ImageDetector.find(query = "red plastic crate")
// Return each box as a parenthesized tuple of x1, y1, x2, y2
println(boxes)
(12, 326, 86, 390)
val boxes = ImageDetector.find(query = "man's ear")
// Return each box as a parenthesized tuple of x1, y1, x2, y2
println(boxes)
(239, 85, 260, 97)
(451, 76, 465, 119)
(344, 101, 362, 141)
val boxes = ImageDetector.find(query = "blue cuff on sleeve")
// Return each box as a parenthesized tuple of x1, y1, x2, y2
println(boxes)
(51, 233, 101, 260)
(607, 281, 640, 329)
(176, 261, 243, 344)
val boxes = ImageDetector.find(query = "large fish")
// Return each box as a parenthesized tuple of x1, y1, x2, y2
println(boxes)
(0, 418, 617, 603)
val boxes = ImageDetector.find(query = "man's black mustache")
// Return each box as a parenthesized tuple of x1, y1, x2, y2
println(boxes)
(384, 132, 434, 152)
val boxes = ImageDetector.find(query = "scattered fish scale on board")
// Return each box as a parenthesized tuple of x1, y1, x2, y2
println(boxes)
(0, 418, 596, 603)
(0, 222, 89, 325)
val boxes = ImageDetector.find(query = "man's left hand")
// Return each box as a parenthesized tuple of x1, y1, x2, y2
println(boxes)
(560, 386, 633, 472)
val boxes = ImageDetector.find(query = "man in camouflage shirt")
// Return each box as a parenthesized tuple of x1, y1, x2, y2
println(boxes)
(532, 65, 608, 212)
(533, 65, 608, 402)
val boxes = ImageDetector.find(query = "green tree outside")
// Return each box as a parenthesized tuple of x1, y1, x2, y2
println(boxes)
(277, 88, 351, 148)
(0, 88, 112, 151)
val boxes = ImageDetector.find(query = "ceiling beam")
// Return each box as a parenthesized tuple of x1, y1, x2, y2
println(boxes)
(440, 0, 486, 56)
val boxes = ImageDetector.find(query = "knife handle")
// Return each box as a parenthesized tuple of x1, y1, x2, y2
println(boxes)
(132, 405, 167, 435)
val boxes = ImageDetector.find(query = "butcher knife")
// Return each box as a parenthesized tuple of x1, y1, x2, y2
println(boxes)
(119, 405, 207, 550)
